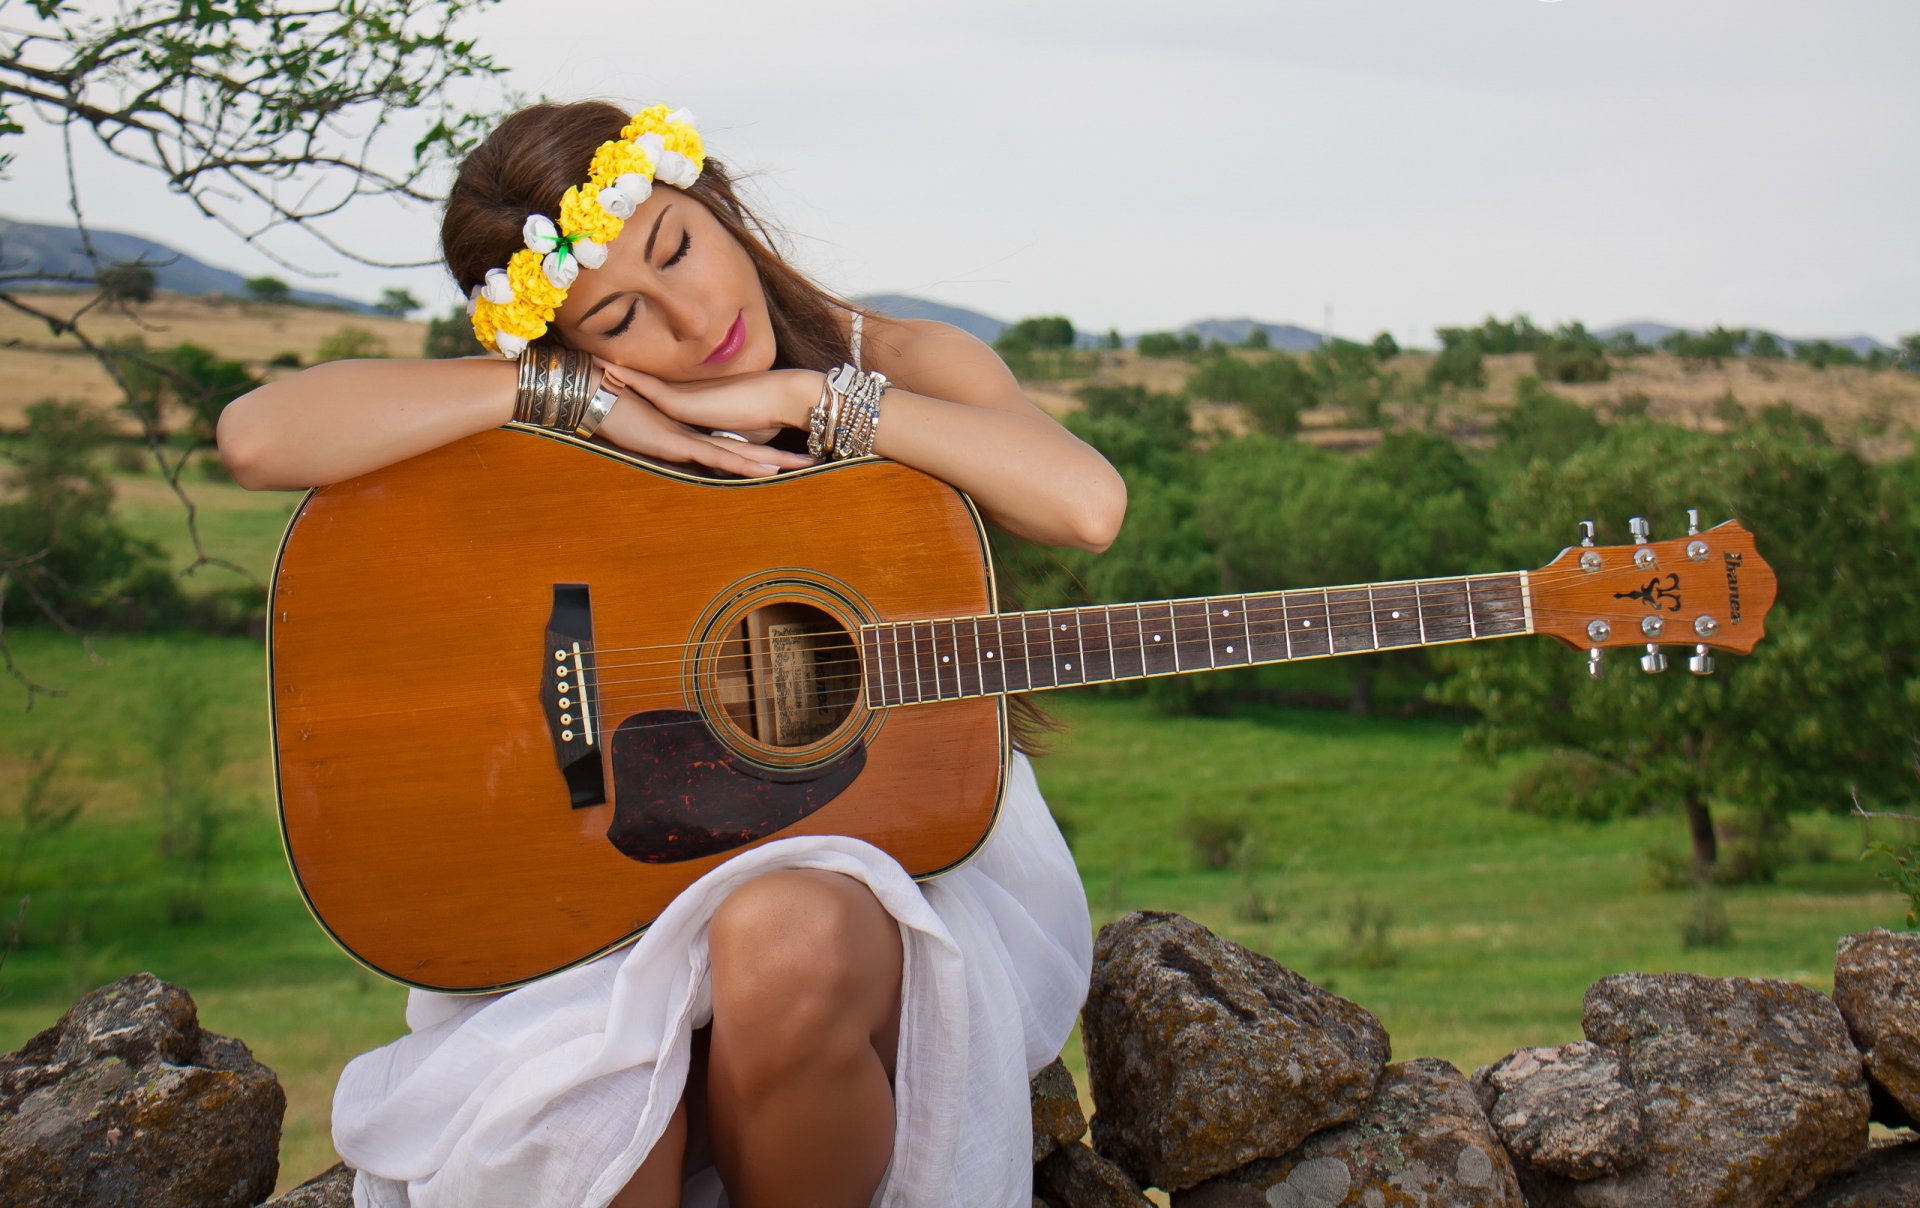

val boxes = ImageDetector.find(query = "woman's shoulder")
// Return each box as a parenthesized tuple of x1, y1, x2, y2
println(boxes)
(856, 315, 999, 377)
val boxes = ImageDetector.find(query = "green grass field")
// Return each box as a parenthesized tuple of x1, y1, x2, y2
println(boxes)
(0, 475, 1906, 1192)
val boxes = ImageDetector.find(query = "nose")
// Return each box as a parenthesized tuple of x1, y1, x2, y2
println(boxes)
(651, 285, 702, 344)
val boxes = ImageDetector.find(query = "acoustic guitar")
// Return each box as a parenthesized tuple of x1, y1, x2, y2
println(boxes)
(268, 428, 1776, 992)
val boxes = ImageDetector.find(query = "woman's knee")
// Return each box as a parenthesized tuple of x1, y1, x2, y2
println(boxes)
(706, 871, 902, 1053)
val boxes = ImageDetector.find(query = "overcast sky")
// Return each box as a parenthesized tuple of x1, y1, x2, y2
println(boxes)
(5, 0, 1915, 346)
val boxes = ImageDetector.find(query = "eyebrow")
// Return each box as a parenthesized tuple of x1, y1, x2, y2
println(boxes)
(576, 206, 673, 325)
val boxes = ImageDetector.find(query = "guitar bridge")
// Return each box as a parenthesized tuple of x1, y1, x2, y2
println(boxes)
(543, 584, 605, 808)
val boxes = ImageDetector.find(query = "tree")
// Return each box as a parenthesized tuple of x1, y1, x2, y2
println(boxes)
(1187, 350, 1316, 436)
(316, 327, 390, 362)
(424, 307, 481, 358)
(377, 287, 423, 317)
(995, 316, 1076, 353)
(96, 263, 155, 304)
(1433, 414, 1920, 877)
(1534, 322, 1611, 384)
(245, 276, 291, 304)
(0, 0, 502, 697)
(1370, 331, 1399, 361)
(1899, 334, 1920, 376)
(1242, 327, 1271, 350)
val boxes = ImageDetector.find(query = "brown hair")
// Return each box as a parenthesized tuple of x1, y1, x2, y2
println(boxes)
(441, 100, 1058, 756)
(442, 100, 857, 371)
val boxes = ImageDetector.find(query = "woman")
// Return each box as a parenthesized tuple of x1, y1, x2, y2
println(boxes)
(219, 101, 1125, 1208)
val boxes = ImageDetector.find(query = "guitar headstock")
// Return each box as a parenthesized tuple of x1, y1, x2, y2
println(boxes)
(1530, 513, 1776, 677)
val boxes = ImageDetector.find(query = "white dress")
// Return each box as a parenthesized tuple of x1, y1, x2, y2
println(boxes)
(334, 753, 1091, 1208)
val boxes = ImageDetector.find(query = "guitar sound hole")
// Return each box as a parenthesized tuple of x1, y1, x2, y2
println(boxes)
(712, 601, 861, 749)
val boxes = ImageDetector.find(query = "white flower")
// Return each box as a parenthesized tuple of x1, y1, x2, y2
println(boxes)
(522, 213, 561, 254)
(655, 150, 698, 188)
(665, 107, 696, 127)
(495, 331, 529, 359)
(632, 131, 666, 167)
(572, 239, 608, 270)
(466, 284, 482, 316)
(482, 268, 514, 304)
(542, 250, 579, 290)
(616, 172, 652, 205)
(597, 185, 637, 220)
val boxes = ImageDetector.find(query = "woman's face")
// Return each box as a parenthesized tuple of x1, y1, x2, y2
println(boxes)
(553, 185, 775, 381)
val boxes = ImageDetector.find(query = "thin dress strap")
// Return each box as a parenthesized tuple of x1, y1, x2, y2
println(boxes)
(849, 311, 863, 371)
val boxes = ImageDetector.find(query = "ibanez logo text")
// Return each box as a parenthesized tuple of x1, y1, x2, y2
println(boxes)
(1724, 552, 1744, 623)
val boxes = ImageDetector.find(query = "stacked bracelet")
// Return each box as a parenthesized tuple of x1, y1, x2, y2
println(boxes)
(805, 363, 888, 460)
(513, 345, 617, 436)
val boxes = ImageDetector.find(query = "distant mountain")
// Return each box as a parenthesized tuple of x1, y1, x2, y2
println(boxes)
(1595, 319, 1889, 358)
(0, 216, 375, 312)
(1179, 317, 1325, 353)
(854, 294, 1009, 344)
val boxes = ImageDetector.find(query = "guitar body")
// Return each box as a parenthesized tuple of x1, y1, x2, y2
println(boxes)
(270, 428, 1007, 993)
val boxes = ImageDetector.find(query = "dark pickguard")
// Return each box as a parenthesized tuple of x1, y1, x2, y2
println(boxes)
(605, 710, 864, 864)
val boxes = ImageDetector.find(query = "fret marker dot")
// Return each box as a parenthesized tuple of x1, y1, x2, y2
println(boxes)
(1153, 634, 1163, 642)
(941, 655, 950, 664)
(1221, 608, 1230, 617)
(1064, 662, 1073, 671)
(1226, 644, 1235, 654)
(1391, 611, 1402, 619)
(1302, 620, 1312, 628)
(1059, 623, 1068, 631)
(986, 651, 996, 659)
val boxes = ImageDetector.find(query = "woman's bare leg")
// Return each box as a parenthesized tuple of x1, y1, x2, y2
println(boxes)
(704, 869, 905, 1208)
(608, 1088, 689, 1208)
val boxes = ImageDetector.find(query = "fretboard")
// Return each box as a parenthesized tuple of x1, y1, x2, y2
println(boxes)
(859, 573, 1532, 709)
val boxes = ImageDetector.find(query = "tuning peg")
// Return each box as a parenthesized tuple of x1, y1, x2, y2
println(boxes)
(1640, 643, 1668, 673)
(1629, 517, 1651, 544)
(1689, 644, 1714, 676)
(1578, 521, 1596, 548)
(1687, 508, 1701, 536)
(1588, 649, 1604, 679)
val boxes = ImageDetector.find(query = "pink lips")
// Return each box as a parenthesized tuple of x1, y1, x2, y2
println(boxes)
(701, 312, 746, 365)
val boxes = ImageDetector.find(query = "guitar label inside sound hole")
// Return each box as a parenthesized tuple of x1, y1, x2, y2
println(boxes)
(714, 602, 860, 748)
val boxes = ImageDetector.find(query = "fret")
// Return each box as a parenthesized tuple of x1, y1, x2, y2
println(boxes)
(861, 627, 885, 708)
(1017, 610, 1049, 691)
(1327, 587, 1377, 655)
(1367, 586, 1381, 649)
(927, 619, 944, 700)
(1074, 611, 1089, 684)
(1422, 579, 1474, 643)
(1131, 603, 1152, 680)
(1101, 606, 1119, 684)
(983, 618, 1013, 691)
(1202, 597, 1254, 666)
(1056, 610, 1088, 685)
(1170, 599, 1215, 670)
(1414, 580, 1427, 644)
(1373, 585, 1424, 649)
(890, 622, 910, 706)
(1468, 575, 1529, 638)
(1287, 589, 1333, 658)
(950, 618, 983, 699)
(1138, 602, 1179, 676)
(1280, 592, 1294, 660)
(1238, 594, 1257, 665)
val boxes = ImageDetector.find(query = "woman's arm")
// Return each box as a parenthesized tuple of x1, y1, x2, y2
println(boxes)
(619, 320, 1129, 552)
(216, 357, 813, 491)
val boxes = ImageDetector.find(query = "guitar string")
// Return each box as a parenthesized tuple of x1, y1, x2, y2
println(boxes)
(528, 558, 1720, 664)
(562, 565, 1660, 669)
(576, 604, 1691, 715)
(560, 591, 1687, 689)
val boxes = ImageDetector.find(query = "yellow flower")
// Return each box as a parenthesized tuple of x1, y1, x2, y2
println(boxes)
(590, 138, 654, 186)
(558, 186, 624, 246)
(620, 104, 674, 143)
(506, 250, 567, 311)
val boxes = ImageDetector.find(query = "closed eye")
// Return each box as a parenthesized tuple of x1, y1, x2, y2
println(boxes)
(604, 300, 638, 338)
(663, 231, 690, 269)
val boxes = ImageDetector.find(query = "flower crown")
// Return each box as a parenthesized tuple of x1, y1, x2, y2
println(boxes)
(466, 105, 706, 358)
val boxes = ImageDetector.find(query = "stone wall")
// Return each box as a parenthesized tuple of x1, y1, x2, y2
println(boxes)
(3, 925, 1915, 1206)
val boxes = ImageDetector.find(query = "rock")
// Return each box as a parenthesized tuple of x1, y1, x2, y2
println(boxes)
(1034, 1142, 1155, 1207)
(1032, 1056, 1089, 1164)
(1471, 1040, 1646, 1181)
(0, 973, 285, 1208)
(1525, 972, 1869, 1207)
(1173, 1058, 1525, 1207)
(263, 1161, 356, 1207)
(1798, 1138, 1920, 1208)
(1081, 912, 1389, 1191)
(1834, 929, 1920, 1127)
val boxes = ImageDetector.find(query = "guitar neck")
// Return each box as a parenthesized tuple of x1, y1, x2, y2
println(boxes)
(858, 571, 1534, 708)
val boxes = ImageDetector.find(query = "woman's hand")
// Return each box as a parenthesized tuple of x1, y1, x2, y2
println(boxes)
(608, 366, 821, 441)
(593, 377, 814, 478)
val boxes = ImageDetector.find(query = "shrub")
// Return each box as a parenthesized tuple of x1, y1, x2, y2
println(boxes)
(315, 326, 389, 361)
